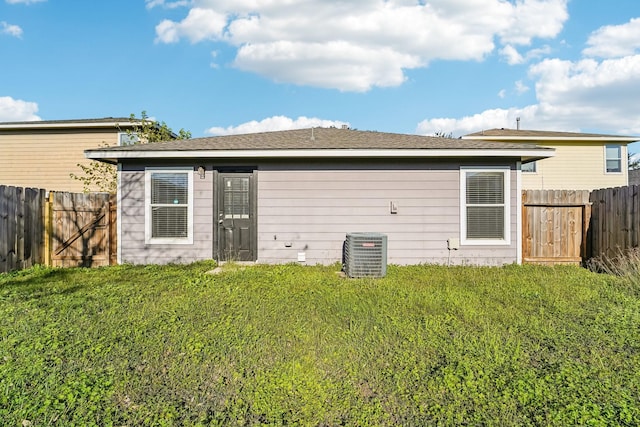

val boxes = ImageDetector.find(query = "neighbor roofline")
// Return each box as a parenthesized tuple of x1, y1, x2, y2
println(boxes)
(85, 148, 554, 163)
(462, 135, 639, 143)
(0, 120, 142, 130)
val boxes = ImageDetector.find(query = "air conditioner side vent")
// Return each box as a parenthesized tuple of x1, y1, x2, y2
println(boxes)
(344, 232, 387, 278)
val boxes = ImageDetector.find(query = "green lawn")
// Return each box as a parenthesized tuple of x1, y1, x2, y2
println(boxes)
(1, 262, 639, 426)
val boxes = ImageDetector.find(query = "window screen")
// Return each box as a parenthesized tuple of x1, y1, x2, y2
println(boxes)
(150, 172, 189, 238)
(464, 171, 506, 240)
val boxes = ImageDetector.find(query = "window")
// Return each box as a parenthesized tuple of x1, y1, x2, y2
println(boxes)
(119, 132, 140, 146)
(145, 168, 193, 244)
(521, 161, 536, 173)
(605, 144, 622, 173)
(460, 167, 510, 245)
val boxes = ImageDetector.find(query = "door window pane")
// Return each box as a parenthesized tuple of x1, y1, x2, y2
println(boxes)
(224, 177, 250, 219)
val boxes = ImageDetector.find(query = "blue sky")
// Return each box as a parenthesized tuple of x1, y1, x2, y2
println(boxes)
(2, 0, 640, 150)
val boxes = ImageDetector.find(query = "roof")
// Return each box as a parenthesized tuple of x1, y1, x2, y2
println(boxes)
(85, 127, 554, 163)
(464, 128, 640, 142)
(0, 117, 142, 130)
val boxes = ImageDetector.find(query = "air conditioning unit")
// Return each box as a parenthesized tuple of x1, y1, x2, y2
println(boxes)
(344, 232, 387, 278)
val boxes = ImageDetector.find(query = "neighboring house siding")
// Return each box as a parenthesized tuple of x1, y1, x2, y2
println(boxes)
(117, 160, 519, 266)
(523, 143, 627, 191)
(0, 129, 119, 192)
(118, 166, 214, 265)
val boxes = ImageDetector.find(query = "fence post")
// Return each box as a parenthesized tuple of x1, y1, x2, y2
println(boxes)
(44, 191, 54, 267)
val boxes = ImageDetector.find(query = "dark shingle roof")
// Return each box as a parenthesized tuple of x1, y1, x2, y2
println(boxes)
(90, 127, 544, 153)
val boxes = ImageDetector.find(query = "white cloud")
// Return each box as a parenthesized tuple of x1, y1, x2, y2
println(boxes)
(1, 21, 23, 38)
(152, 0, 569, 91)
(417, 54, 640, 136)
(500, 44, 552, 65)
(417, 105, 542, 137)
(498, 0, 568, 45)
(0, 96, 40, 122)
(583, 17, 640, 58)
(515, 80, 529, 94)
(155, 8, 227, 44)
(5, 0, 46, 3)
(205, 115, 350, 136)
(498, 89, 506, 99)
(417, 18, 640, 138)
(146, 0, 189, 9)
(500, 45, 524, 65)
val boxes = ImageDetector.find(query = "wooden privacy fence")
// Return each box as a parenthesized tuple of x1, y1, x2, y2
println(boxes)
(589, 185, 640, 259)
(49, 191, 116, 268)
(522, 190, 591, 265)
(0, 186, 47, 272)
(0, 185, 116, 273)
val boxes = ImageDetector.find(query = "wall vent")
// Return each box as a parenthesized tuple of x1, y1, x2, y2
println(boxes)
(344, 232, 387, 278)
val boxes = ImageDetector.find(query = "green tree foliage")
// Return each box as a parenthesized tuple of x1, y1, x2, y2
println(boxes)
(71, 111, 191, 193)
(629, 152, 640, 171)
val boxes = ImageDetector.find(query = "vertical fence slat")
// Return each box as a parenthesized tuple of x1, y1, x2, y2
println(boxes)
(522, 189, 591, 265)
(587, 184, 640, 260)
(0, 185, 9, 273)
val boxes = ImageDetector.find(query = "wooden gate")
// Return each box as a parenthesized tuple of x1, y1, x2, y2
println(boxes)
(522, 190, 591, 265)
(48, 192, 116, 268)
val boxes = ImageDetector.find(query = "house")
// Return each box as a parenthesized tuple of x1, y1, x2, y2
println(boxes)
(0, 117, 147, 192)
(463, 128, 640, 191)
(85, 127, 553, 266)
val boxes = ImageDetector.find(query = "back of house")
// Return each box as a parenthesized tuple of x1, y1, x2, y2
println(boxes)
(86, 127, 554, 267)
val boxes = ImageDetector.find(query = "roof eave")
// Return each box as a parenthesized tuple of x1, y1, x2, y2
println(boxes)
(0, 121, 142, 130)
(462, 135, 639, 143)
(85, 148, 555, 163)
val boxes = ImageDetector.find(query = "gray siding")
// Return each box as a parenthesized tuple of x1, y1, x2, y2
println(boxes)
(117, 160, 519, 266)
(118, 166, 214, 265)
(257, 161, 518, 266)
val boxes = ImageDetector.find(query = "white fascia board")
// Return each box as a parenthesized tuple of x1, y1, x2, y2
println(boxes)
(463, 135, 639, 143)
(86, 148, 555, 161)
(0, 121, 141, 130)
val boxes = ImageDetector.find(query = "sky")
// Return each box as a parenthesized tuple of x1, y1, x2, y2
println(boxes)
(2, 0, 640, 151)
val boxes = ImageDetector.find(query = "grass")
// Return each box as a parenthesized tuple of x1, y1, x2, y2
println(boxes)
(1, 261, 639, 426)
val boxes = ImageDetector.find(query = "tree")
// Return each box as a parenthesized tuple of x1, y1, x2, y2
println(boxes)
(629, 152, 640, 171)
(434, 131, 454, 138)
(71, 111, 191, 193)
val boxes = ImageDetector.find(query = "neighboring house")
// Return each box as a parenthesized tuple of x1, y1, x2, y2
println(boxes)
(86, 127, 553, 267)
(0, 117, 144, 192)
(463, 128, 640, 191)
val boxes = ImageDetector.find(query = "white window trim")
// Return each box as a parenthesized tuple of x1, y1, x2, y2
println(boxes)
(604, 144, 623, 174)
(460, 166, 511, 246)
(144, 167, 194, 245)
